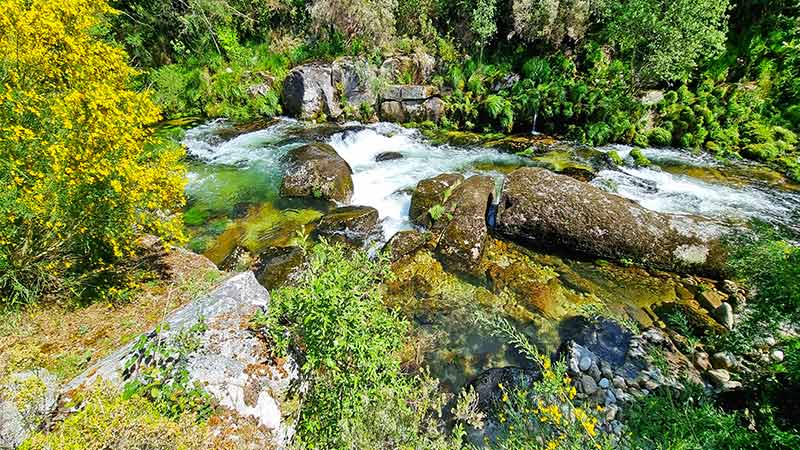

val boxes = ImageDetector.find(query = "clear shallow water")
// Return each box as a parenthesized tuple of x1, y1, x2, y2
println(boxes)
(183, 119, 800, 240)
(180, 118, 800, 390)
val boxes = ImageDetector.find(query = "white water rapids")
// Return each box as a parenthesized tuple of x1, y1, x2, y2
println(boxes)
(183, 118, 800, 238)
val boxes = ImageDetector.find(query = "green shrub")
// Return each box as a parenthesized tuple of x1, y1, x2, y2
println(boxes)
(625, 384, 799, 449)
(253, 242, 477, 449)
(630, 147, 651, 166)
(22, 383, 206, 450)
(648, 127, 673, 146)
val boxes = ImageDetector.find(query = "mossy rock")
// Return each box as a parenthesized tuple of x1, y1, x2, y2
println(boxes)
(279, 143, 354, 203)
(653, 301, 727, 337)
(409, 173, 464, 227)
(252, 246, 306, 289)
(313, 206, 380, 246)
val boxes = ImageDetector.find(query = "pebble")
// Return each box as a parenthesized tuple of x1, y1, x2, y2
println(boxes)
(693, 351, 711, 371)
(707, 369, 731, 388)
(581, 375, 598, 395)
(713, 302, 734, 330)
(710, 352, 737, 370)
(766, 336, 777, 347)
(606, 404, 619, 422)
(579, 356, 592, 372)
(598, 377, 610, 389)
(605, 389, 617, 405)
(612, 376, 626, 388)
(771, 350, 785, 362)
(589, 363, 602, 381)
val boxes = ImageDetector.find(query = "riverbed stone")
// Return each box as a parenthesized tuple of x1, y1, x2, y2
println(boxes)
(384, 230, 428, 262)
(434, 175, 494, 276)
(713, 302, 735, 330)
(495, 167, 730, 277)
(282, 63, 341, 120)
(706, 369, 731, 388)
(710, 352, 737, 371)
(252, 246, 306, 289)
(61, 273, 300, 448)
(314, 206, 380, 246)
(409, 173, 464, 227)
(375, 151, 403, 162)
(280, 143, 354, 203)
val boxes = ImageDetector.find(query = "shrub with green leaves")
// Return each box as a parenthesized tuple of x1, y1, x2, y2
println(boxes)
(254, 242, 471, 448)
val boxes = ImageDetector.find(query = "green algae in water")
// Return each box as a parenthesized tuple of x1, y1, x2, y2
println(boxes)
(186, 163, 283, 217)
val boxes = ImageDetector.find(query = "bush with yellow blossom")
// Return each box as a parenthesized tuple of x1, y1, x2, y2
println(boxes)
(481, 316, 615, 450)
(0, 0, 186, 306)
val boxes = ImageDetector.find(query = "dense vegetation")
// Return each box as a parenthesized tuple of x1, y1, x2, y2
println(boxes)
(1, 0, 800, 449)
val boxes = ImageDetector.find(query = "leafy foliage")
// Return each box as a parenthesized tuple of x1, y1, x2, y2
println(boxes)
(122, 320, 215, 420)
(604, 0, 730, 85)
(21, 383, 207, 450)
(253, 242, 479, 449)
(0, 0, 186, 306)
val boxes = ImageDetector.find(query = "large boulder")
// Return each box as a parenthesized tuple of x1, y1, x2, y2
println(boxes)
(495, 168, 729, 277)
(434, 175, 495, 276)
(61, 272, 300, 449)
(282, 63, 341, 120)
(409, 173, 464, 227)
(383, 230, 428, 262)
(280, 143, 354, 203)
(313, 206, 381, 247)
(332, 57, 377, 113)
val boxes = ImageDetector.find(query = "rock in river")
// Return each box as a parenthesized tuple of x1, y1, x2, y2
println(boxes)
(495, 167, 730, 277)
(314, 206, 381, 247)
(280, 142, 354, 203)
(252, 246, 305, 289)
(409, 173, 464, 227)
(434, 175, 495, 277)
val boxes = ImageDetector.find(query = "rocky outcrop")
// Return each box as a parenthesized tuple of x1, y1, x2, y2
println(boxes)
(280, 143, 354, 203)
(280, 55, 445, 124)
(282, 63, 341, 120)
(379, 53, 436, 84)
(409, 173, 464, 227)
(434, 175, 495, 277)
(379, 85, 444, 123)
(252, 246, 305, 289)
(313, 206, 381, 247)
(495, 167, 730, 277)
(332, 57, 377, 113)
(0, 369, 59, 449)
(62, 273, 300, 449)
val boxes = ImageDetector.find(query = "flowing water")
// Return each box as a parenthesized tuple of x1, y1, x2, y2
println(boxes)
(180, 118, 800, 390)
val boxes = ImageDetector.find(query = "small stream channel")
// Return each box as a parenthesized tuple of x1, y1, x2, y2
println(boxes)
(178, 118, 800, 392)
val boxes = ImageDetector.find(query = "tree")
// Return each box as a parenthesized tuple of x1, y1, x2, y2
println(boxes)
(471, 0, 498, 60)
(512, 0, 605, 48)
(604, 0, 730, 86)
(309, 0, 399, 47)
(0, 0, 186, 304)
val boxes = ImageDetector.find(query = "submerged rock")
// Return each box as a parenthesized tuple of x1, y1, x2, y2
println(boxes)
(375, 151, 403, 162)
(280, 143, 354, 203)
(62, 273, 300, 448)
(383, 230, 428, 262)
(495, 167, 730, 277)
(252, 246, 306, 289)
(314, 206, 381, 247)
(282, 63, 341, 120)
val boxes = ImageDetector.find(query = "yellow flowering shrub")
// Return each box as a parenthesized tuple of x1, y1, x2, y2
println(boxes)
(483, 317, 614, 450)
(0, 0, 186, 305)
